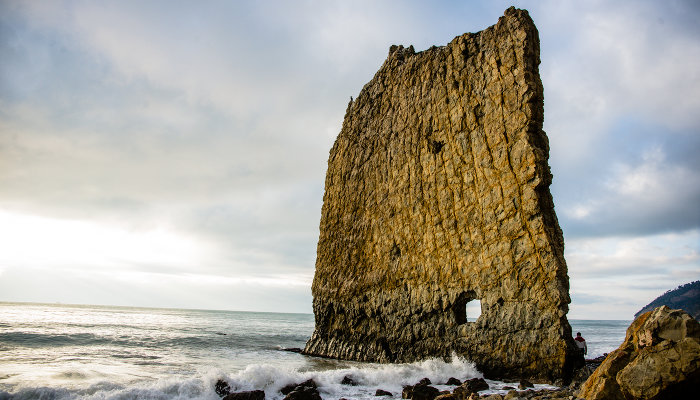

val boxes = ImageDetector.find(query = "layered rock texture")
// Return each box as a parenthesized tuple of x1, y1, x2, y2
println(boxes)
(579, 306, 700, 400)
(304, 8, 578, 381)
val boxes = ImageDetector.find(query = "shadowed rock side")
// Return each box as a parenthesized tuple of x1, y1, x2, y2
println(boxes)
(304, 7, 579, 382)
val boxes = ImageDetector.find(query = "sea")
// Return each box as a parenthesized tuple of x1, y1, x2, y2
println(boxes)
(0, 302, 630, 400)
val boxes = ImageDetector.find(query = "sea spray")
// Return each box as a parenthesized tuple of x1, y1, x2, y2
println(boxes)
(0, 303, 628, 400)
(222, 355, 482, 400)
(1, 356, 483, 400)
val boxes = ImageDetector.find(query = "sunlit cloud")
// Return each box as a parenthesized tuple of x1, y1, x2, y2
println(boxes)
(0, 211, 208, 269)
(566, 230, 700, 318)
(0, 0, 698, 316)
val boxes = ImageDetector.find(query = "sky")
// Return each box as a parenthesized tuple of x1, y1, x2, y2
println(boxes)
(0, 0, 698, 319)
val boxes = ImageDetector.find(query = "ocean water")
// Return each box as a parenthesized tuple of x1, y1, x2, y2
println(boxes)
(0, 302, 630, 400)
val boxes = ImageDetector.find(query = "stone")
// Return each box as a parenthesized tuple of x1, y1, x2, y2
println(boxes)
(446, 377, 462, 386)
(463, 378, 489, 392)
(303, 6, 578, 382)
(434, 394, 456, 400)
(282, 347, 303, 353)
(578, 306, 700, 400)
(406, 383, 440, 400)
(283, 386, 321, 400)
(376, 389, 393, 396)
(223, 390, 265, 400)
(453, 377, 490, 399)
(341, 375, 358, 385)
(518, 380, 533, 390)
(280, 379, 317, 396)
(503, 391, 522, 400)
(402, 385, 413, 399)
(215, 379, 232, 398)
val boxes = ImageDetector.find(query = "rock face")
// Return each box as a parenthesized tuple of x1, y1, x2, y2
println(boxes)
(579, 306, 700, 400)
(304, 7, 578, 381)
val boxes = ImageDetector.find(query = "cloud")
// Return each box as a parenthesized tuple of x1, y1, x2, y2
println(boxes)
(535, 0, 700, 238)
(566, 230, 700, 318)
(0, 0, 698, 316)
(559, 144, 700, 237)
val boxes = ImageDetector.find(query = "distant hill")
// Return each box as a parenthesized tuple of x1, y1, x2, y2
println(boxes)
(635, 280, 700, 320)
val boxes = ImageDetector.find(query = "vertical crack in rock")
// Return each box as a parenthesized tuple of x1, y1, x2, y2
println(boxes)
(304, 7, 580, 382)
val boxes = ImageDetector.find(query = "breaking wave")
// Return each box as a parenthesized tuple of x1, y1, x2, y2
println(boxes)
(1, 356, 490, 400)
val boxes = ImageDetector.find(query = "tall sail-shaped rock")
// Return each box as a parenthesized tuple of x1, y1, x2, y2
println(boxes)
(304, 7, 579, 381)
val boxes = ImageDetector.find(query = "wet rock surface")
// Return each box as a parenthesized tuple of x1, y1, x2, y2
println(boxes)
(304, 6, 578, 382)
(222, 390, 265, 400)
(341, 375, 358, 386)
(215, 379, 232, 398)
(578, 306, 700, 400)
(403, 379, 441, 400)
(278, 379, 322, 400)
(446, 377, 463, 386)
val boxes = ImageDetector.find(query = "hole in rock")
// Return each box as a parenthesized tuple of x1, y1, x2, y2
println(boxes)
(453, 293, 481, 324)
(465, 299, 482, 322)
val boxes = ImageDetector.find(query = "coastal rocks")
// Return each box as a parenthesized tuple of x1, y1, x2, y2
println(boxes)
(403, 380, 440, 400)
(453, 378, 490, 398)
(517, 380, 533, 390)
(215, 380, 265, 400)
(446, 377, 463, 386)
(341, 375, 358, 385)
(216, 379, 232, 397)
(280, 379, 321, 400)
(282, 387, 320, 400)
(304, 6, 578, 382)
(578, 306, 700, 399)
(223, 390, 265, 400)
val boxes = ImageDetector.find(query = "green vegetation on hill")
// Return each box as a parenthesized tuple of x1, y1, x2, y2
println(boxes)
(635, 280, 700, 320)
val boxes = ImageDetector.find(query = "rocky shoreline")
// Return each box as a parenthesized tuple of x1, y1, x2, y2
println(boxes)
(214, 374, 586, 400)
(215, 306, 699, 400)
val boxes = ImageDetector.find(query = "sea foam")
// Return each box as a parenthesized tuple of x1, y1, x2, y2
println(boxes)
(1, 356, 483, 400)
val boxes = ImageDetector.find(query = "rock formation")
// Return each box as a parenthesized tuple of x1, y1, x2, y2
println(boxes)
(579, 306, 700, 400)
(304, 7, 579, 381)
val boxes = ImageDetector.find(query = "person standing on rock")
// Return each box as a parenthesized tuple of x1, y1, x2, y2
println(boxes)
(574, 332, 587, 356)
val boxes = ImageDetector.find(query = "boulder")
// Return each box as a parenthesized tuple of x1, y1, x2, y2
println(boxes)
(463, 378, 489, 392)
(453, 378, 489, 399)
(502, 391, 521, 400)
(579, 306, 700, 399)
(215, 379, 232, 398)
(445, 377, 462, 386)
(223, 390, 265, 400)
(517, 379, 533, 389)
(341, 375, 358, 386)
(375, 389, 393, 396)
(303, 6, 579, 383)
(280, 379, 317, 395)
(283, 386, 321, 400)
(403, 382, 441, 400)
